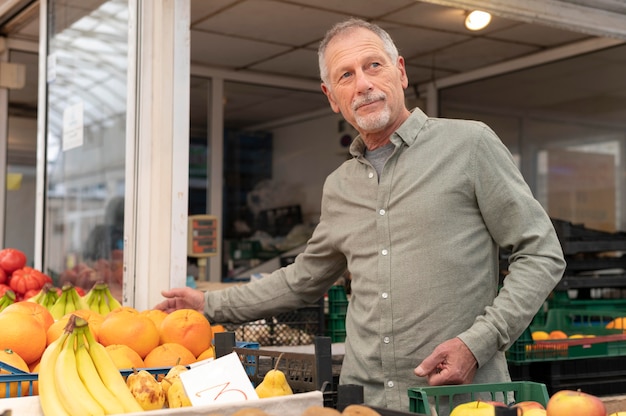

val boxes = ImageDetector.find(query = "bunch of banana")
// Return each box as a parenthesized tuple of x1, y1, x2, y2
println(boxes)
(49, 283, 90, 320)
(0, 289, 16, 312)
(27, 283, 59, 310)
(83, 281, 122, 315)
(38, 314, 143, 416)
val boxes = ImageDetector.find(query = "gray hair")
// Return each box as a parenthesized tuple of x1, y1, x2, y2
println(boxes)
(318, 18, 399, 86)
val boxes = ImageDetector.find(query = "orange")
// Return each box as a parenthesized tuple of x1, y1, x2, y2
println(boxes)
(211, 324, 226, 337)
(159, 309, 213, 357)
(98, 309, 159, 359)
(2, 301, 55, 331)
(531, 331, 550, 341)
(105, 344, 145, 370)
(105, 305, 139, 317)
(0, 312, 47, 365)
(0, 348, 30, 398)
(140, 308, 168, 330)
(144, 342, 196, 368)
(549, 330, 568, 339)
(46, 309, 103, 346)
(606, 317, 626, 330)
(196, 345, 216, 361)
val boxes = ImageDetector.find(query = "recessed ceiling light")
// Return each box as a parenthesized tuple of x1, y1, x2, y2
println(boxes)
(465, 10, 492, 31)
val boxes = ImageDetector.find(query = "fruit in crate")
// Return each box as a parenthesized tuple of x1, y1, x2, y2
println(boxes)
(0, 248, 27, 274)
(342, 404, 384, 415)
(126, 368, 166, 410)
(161, 362, 189, 395)
(606, 317, 626, 330)
(159, 308, 213, 357)
(254, 353, 293, 398)
(0, 348, 30, 398)
(46, 308, 104, 346)
(38, 314, 143, 416)
(0, 289, 16, 312)
(512, 400, 545, 412)
(166, 378, 192, 408)
(546, 389, 606, 416)
(82, 280, 122, 315)
(522, 409, 547, 416)
(0, 308, 47, 365)
(104, 344, 145, 370)
(450, 400, 498, 415)
(27, 283, 59, 310)
(98, 305, 160, 359)
(49, 283, 89, 320)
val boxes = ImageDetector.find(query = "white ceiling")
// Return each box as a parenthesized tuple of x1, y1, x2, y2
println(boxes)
(2, 0, 625, 132)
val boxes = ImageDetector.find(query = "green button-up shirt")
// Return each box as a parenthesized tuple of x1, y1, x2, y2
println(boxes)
(205, 108, 565, 410)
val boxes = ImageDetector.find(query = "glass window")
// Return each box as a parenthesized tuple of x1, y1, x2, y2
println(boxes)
(44, 0, 128, 298)
(440, 44, 626, 232)
(5, 50, 38, 262)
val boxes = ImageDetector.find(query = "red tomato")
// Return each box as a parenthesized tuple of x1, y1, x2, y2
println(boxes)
(8, 267, 46, 295)
(0, 248, 27, 274)
(22, 288, 41, 300)
(0, 268, 6, 285)
(0, 283, 10, 297)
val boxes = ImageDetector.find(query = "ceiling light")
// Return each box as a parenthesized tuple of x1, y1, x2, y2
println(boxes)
(465, 10, 491, 31)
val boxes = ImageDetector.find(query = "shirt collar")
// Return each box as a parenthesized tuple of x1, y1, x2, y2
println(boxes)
(349, 107, 428, 157)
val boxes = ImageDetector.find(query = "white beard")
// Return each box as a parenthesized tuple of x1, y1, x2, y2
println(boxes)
(355, 105, 391, 131)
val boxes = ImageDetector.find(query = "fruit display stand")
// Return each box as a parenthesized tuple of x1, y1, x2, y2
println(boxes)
(0, 391, 325, 416)
(408, 381, 550, 416)
(508, 308, 626, 396)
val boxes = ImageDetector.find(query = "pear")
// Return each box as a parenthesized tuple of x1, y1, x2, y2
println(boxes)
(254, 353, 293, 398)
(126, 368, 166, 410)
(162, 363, 188, 395)
(167, 378, 193, 408)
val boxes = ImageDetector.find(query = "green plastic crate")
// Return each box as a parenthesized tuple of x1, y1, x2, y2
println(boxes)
(548, 291, 626, 311)
(408, 381, 549, 416)
(507, 308, 626, 363)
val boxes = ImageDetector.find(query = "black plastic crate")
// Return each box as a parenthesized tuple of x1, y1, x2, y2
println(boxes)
(509, 355, 626, 396)
(223, 300, 325, 346)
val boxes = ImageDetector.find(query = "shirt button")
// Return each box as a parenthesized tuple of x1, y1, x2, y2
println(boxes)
(379, 209, 385, 215)
(368, 172, 374, 178)
(381, 249, 388, 256)
(387, 381, 394, 388)
(383, 336, 390, 344)
(381, 292, 388, 299)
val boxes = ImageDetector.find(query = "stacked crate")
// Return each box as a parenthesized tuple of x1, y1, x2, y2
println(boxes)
(326, 285, 348, 343)
(508, 219, 626, 396)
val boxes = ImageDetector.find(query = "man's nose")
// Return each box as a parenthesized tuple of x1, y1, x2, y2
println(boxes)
(354, 69, 374, 92)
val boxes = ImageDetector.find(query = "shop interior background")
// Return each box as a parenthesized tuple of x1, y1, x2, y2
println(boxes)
(1, 0, 625, 283)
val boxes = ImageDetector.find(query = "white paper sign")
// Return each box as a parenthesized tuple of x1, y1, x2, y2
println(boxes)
(62, 102, 84, 151)
(179, 351, 259, 407)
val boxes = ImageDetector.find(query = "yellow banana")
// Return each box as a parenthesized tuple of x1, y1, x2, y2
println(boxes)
(55, 325, 105, 416)
(83, 324, 144, 413)
(105, 287, 122, 311)
(39, 331, 71, 416)
(75, 335, 126, 414)
(49, 289, 69, 319)
(98, 291, 110, 315)
(65, 286, 89, 315)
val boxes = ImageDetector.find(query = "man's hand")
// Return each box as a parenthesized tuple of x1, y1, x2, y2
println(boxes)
(153, 287, 205, 313)
(414, 337, 477, 385)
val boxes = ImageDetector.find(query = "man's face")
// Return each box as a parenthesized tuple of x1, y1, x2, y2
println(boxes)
(321, 28, 408, 135)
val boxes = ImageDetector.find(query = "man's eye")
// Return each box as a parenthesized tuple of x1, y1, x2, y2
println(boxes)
(371, 62, 381, 68)
(340, 72, 352, 79)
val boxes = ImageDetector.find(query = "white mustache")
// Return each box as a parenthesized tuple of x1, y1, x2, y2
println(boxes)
(352, 93, 386, 111)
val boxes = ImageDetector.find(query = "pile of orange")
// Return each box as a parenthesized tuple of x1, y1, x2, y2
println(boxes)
(96, 306, 215, 369)
(0, 300, 218, 395)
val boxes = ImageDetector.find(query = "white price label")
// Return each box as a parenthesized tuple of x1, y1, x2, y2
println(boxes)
(179, 351, 259, 406)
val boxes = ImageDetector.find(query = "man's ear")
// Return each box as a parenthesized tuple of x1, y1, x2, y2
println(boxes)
(397, 56, 409, 89)
(321, 83, 340, 113)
